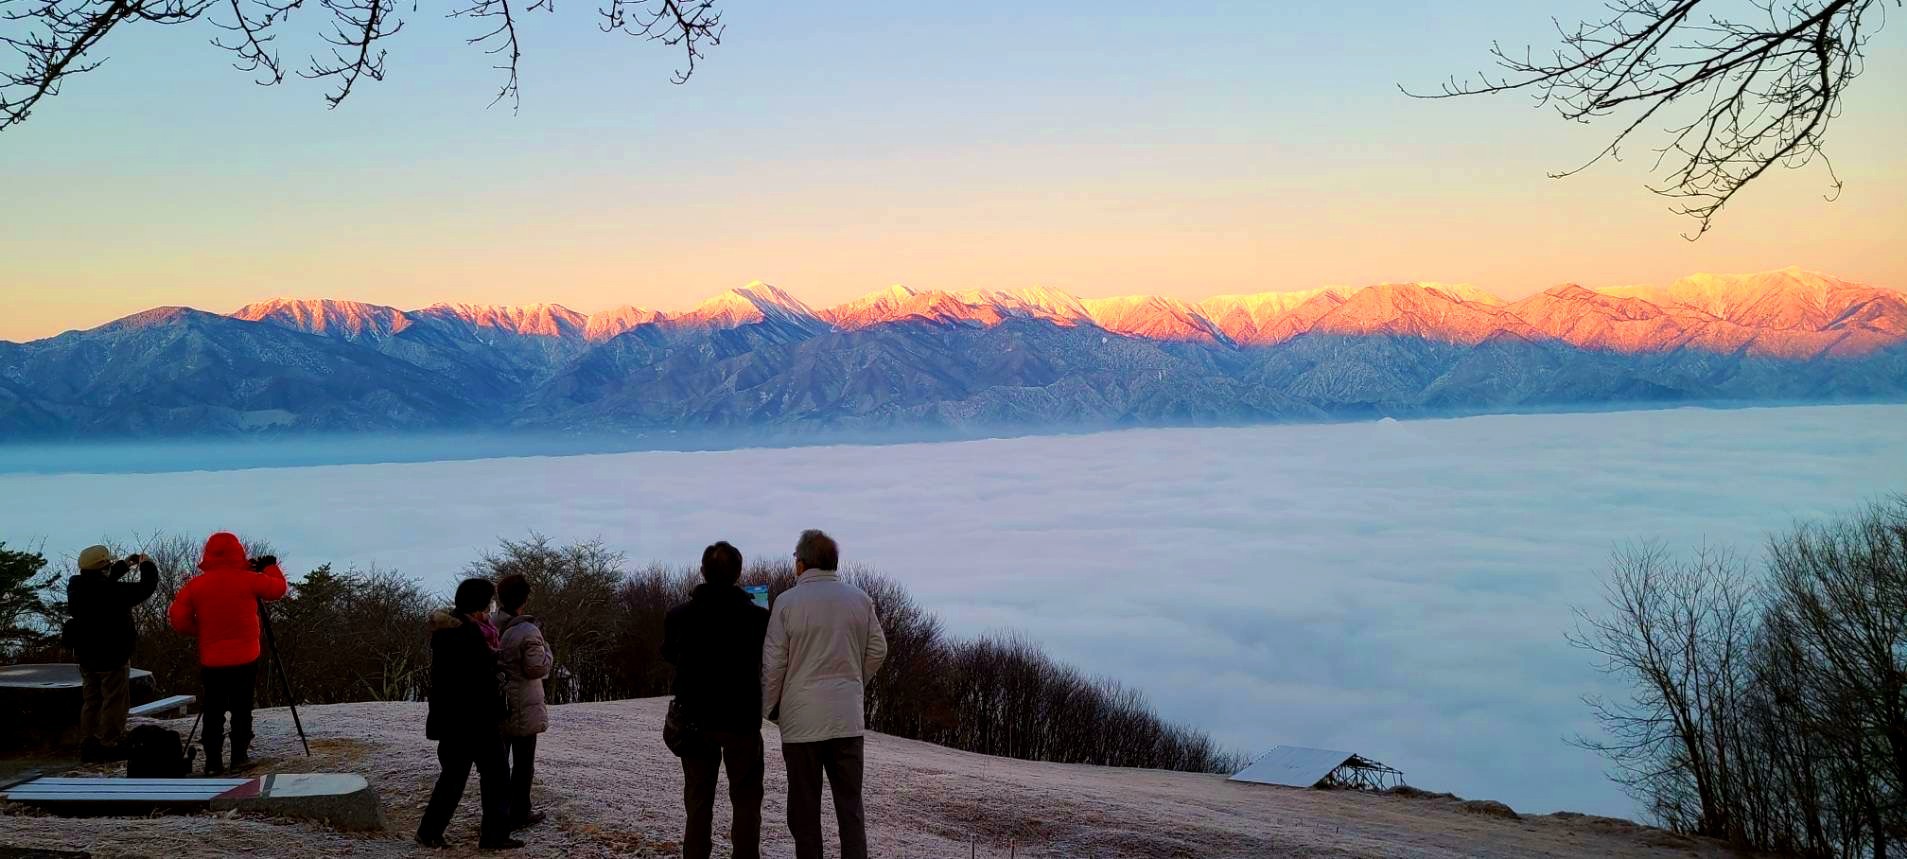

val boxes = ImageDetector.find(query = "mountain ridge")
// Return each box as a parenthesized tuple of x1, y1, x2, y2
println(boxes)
(3, 268, 1901, 439)
(173, 267, 1907, 360)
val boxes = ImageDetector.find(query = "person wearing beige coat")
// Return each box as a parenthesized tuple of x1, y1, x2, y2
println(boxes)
(497, 574, 553, 833)
(761, 530, 888, 859)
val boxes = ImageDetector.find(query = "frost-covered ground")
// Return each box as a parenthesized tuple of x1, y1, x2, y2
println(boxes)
(4, 404, 1905, 817)
(0, 700, 1739, 858)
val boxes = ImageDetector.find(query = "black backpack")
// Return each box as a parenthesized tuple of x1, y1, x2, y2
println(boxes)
(125, 722, 197, 778)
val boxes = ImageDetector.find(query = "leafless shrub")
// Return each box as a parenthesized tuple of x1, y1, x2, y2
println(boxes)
(9, 530, 1239, 775)
(1576, 496, 1907, 855)
(469, 534, 627, 704)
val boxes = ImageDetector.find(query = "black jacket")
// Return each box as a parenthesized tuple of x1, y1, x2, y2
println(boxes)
(663, 584, 770, 733)
(426, 610, 505, 742)
(65, 560, 159, 672)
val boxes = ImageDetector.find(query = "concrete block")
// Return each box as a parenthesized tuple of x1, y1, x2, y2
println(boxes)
(210, 774, 386, 832)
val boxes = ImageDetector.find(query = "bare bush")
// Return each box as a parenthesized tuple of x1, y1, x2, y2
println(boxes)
(468, 534, 627, 704)
(9, 531, 1239, 776)
(1577, 497, 1907, 855)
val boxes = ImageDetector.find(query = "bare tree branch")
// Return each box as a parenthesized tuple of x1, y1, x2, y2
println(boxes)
(1409, 0, 1897, 238)
(0, 0, 722, 130)
(598, 0, 719, 84)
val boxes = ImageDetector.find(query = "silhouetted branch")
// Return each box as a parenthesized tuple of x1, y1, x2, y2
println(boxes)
(598, 0, 719, 84)
(1, 0, 723, 130)
(1409, 0, 1896, 238)
(209, 0, 298, 85)
(298, 0, 399, 108)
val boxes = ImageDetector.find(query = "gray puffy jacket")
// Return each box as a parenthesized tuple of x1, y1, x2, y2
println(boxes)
(499, 612, 553, 736)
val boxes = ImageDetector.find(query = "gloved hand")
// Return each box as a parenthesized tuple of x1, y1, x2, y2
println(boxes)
(109, 559, 131, 577)
(248, 555, 278, 572)
(138, 559, 159, 576)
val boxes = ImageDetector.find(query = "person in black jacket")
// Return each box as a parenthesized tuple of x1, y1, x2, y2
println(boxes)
(65, 545, 159, 763)
(416, 578, 520, 851)
(663, 541, 772, 859)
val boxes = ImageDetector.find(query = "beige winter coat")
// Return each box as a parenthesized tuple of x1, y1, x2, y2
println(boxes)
(761, 570, 888, 744)
(499, 612, 553, 737)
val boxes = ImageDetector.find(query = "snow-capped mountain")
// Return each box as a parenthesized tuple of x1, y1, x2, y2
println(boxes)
(3, 269, 1901, 438)
(233, 298, 413, 341)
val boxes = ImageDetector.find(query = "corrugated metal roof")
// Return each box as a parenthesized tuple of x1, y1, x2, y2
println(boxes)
(1229, 746, 1356, 788)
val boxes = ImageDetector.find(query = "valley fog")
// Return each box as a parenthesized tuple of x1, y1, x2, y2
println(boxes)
(3, 403, 1903, 818)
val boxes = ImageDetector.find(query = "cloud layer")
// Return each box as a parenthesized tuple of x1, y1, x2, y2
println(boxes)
(4, 403, 1903, 816)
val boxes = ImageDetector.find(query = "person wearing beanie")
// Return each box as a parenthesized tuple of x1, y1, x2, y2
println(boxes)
(65, 545, 159, 763)
(166, 532, 289, 775)
(417, 577, 521, 851)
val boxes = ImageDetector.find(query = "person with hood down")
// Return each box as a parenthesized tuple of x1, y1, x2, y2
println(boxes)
(762, 530, 887, 859)
(416, 578, 520, 851)
(495, 573, 552, 833)
(663, 541, 771, 859)
(166, 532, 288, 775)
(66, 545, 159, 763)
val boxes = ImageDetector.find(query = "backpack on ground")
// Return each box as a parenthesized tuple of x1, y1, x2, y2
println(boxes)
(124, 715, 199, 778)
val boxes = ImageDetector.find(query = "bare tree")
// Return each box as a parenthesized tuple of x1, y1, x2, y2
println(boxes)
(1413, 1, 1899, 237)
(1568, 542, 1758, 839)
(1763, 497, 1907, 856)
(1, 0, 721, 130)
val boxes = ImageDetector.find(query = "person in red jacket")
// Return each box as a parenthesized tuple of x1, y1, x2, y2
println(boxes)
(168, 532, 289, 774)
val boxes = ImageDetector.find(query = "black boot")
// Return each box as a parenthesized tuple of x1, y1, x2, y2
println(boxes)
(79, 738, 102, 764)
(230, 740, 251, 771)
(203, 736, 225, 776)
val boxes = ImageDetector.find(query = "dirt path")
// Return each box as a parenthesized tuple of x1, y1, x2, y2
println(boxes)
(1, 699, 1727, 858)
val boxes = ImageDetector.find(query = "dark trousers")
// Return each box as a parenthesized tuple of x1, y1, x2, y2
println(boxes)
(506, 734, 537, 826)
(418, 735, 510, 844)
(201, 661, 257, 764)
(79, 663, 131, 747)
(682, 728, 765, 859)
(782, 736, 866, 859)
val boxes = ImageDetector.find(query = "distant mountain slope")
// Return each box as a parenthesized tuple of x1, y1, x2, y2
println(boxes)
(1, 268, 1900, 438)
(0, 308, 476, 435)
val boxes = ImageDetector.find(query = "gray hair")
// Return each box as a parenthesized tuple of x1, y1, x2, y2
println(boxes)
(794, 529, 839, 571)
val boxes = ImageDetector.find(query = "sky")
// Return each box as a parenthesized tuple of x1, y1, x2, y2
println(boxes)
(4, 404, 1905, 817)
(3, 0, 1905, 341)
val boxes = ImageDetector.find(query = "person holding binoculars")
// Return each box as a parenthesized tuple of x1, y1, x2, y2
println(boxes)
(65, 545, 160, 763)
(167, 532, 288, 774)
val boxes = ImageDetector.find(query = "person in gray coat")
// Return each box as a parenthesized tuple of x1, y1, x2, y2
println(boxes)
(496, 573, 553, 832)
(762, 530, 888, 859)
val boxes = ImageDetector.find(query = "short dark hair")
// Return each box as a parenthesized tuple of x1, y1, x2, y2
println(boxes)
(497, 573, 531, 613)
(794, 529, 838, 571)
(701, 541, 743, 586)
(454, 578, 496, 614)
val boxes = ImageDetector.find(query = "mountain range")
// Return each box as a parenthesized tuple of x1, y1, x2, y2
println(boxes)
(2, 267, 1901, 439)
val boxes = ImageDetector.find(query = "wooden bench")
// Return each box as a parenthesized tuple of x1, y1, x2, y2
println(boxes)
(4, 775, 387, 830)
(3, 776, 250, 811)
(128, 695, 195, 718)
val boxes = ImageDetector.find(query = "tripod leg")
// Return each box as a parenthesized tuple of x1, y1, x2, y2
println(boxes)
(258, 601, 312, 757)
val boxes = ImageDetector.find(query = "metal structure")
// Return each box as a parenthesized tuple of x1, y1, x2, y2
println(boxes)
(1229, 745, 1403, 792)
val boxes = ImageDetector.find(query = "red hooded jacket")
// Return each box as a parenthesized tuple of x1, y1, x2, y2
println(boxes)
(167, 533, 289, 668)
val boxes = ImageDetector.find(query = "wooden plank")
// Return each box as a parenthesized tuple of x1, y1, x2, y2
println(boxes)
(15, 792, 233, 801)
(129, 694, 195, 717)
(19, 778, 248, 787)
(11, 785, 237, 795)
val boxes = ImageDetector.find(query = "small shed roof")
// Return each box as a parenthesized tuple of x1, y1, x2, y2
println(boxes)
(1229, 746, 1357, 788)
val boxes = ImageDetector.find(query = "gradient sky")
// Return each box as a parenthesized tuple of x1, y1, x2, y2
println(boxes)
(3, 0, 1904, 342)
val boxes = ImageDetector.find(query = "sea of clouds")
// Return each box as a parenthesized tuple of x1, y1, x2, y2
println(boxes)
(4, 403, 1904, 817)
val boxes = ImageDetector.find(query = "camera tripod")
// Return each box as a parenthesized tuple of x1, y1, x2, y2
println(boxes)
(257, 599, 311, 757)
